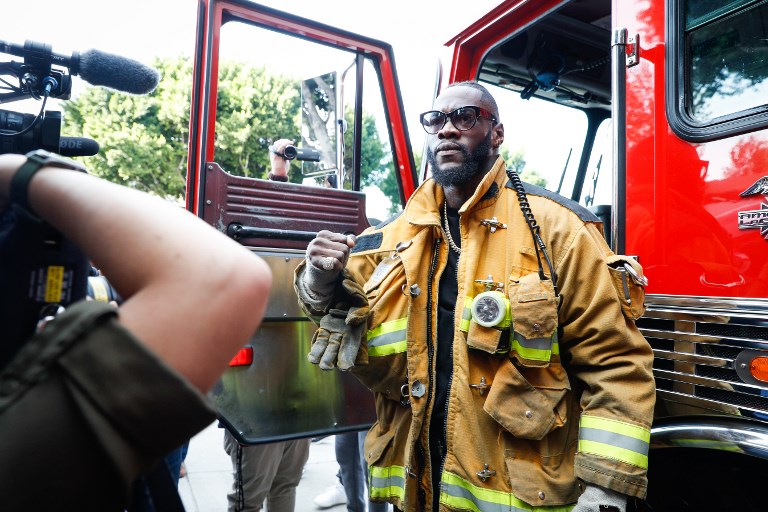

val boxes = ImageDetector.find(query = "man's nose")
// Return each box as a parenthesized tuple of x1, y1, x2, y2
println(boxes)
(437, 117, 461, 138)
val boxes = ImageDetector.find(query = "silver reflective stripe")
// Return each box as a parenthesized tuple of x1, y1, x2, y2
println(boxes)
(579, 426, 649, 456)
(578, 415, 650, 468)
(441, 481, 511, 512)
(369, 465, 406, 500)
(513, 333, 553, 351)
(369, 329, 406, 348)
(441, 472, 575, 512)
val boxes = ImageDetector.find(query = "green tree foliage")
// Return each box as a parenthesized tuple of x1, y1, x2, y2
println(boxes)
(214, 61, 300, 181)
(63, 57, 193, 198)
(500, 146, 547, 187)
(62, 57, 304, 197)
(343, 109, 402, 214)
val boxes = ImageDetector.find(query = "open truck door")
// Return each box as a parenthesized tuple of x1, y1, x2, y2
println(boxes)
(185, 0, 416, 443)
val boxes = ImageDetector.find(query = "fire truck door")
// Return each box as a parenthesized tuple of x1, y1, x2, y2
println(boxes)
(186, 0, 415, 444)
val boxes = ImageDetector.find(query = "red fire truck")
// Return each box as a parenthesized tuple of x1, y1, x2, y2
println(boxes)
(187, 1, 768, 509)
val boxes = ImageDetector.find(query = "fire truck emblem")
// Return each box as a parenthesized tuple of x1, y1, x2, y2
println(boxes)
(738, 203, 768, 239)
(740, 176, 768, 197)
(739, 178, 768, 239)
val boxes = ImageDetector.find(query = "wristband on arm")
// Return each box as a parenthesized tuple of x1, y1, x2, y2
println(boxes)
(10, 149, 86, 222)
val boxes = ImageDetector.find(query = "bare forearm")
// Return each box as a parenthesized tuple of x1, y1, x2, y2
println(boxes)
(0, 154, 273, 391)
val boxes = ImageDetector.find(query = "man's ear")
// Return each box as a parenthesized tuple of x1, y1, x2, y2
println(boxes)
(492, 122, 504, 149)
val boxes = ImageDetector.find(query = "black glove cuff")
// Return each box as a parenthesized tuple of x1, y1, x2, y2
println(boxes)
(10, 149, 86, 222)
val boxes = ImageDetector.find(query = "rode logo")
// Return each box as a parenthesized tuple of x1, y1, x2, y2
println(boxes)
(60, 139, 84, 149)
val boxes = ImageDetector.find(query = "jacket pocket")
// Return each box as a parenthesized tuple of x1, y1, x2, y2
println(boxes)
(505, 442, 581, 506)
(466, 321, 507, 354)
(606, 255, 647, 320)
(364, 255, 407, 326)
(364, 422, 395, 466)
(507, 272, 559, 367)
(483, 358, 570, 440)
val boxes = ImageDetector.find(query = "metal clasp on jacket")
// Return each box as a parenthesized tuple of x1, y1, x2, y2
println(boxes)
(480, 217, 507, 233)
(623, 262, 648, 286)
(474, 275, 503, 292)
(469, 376, 491, 396)
(402, 283, 421, 297)
(476, 464, 496, 482)
(399, 384, 411, 407)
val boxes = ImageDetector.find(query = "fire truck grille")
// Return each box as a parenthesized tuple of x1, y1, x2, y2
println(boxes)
(637, 296, 768, 419)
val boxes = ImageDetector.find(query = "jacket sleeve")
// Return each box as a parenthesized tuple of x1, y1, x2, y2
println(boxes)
(554, 221, 655, 499)
(294, 260, 334, 323)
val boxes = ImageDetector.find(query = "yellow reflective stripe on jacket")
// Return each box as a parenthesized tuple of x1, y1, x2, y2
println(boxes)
(578, 415, 651, 469)
(369, 465, 406, 501)
(367, 318, 408, 356)
(460, 296, 473, 332)
(440, 472, 574, 512)
(511, 332, 558, 361)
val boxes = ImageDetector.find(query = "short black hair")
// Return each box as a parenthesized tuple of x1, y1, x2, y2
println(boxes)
(445, 80, 500, 122)
(326, 174, 338, 188)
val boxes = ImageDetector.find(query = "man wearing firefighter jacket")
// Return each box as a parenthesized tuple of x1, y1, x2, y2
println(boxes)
(294, 81, 655, 512)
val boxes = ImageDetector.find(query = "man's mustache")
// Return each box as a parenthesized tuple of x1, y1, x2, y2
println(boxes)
(434, 142, 466, 153)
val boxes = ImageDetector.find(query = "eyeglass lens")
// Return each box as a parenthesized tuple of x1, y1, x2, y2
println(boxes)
(421, 107, 479, 134)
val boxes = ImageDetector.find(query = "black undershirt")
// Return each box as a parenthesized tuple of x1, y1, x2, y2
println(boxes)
(429, 204, 460, 507)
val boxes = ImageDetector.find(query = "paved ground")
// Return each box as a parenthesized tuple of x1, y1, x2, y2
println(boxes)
(178, 422, 351, 512)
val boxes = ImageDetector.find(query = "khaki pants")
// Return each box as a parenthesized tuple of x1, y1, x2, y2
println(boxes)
(223, 429, 310, 512)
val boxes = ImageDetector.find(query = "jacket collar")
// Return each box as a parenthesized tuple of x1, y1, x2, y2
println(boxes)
(404, 156, 507, 226)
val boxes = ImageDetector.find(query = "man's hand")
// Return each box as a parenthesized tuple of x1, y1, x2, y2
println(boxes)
(301, 230, 357, 296)
(306, 230, 356, 273)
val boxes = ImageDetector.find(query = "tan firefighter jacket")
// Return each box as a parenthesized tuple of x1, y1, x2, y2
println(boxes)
(296, 157, 655, 511)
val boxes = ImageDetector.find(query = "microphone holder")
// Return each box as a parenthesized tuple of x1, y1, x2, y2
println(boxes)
(0, 62, 72, 104)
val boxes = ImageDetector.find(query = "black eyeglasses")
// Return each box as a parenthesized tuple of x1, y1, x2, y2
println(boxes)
(419, 106, 497, 134)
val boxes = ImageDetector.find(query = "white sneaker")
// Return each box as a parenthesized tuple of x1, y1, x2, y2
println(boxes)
(314, 482, 347, 508)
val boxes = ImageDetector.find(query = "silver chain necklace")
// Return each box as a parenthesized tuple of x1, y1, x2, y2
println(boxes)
(442, 201, 461, 255)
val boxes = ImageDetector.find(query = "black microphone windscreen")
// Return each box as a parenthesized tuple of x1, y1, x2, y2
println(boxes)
(59, 136, 100, 157)
(78, 49, 160, 95)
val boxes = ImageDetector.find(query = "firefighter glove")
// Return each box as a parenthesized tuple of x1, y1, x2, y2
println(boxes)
(336, 274, 369, 369)
(308, 307, 368, 371)
(337, 305, 369, 370)
(572, 484, 626, 512)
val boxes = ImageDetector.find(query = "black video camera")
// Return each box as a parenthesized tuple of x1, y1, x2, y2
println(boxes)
(0, 39, 156, 369)
(266, 140, 321, 162)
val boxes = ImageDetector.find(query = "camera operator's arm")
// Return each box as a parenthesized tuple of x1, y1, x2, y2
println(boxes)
(0, 153, 272, 393)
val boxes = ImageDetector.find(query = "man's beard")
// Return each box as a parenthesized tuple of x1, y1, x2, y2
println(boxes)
(427, 129, 493, 188)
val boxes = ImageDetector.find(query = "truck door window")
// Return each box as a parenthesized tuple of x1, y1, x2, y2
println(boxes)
(475, 9, 612, 205)
(339, 58, 401, 221)
(214, 20, 345, 182)
(485, 82, 588, 200)
(668, 0, 768, 141)
(214, 19, 399, 221)
(581, 118, 613, 207)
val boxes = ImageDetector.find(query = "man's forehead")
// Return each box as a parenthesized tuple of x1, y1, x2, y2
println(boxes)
(433, 86, 483, 110)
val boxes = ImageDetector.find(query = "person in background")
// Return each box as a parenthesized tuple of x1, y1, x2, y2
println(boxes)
(0, 150, 272, 511)
(268, 138, 294, 182)
(222, 139, 311, 512)
(294, 81, 655, 512)
(314, 432, 391, 512)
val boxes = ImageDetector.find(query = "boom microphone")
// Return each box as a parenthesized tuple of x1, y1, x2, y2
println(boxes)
(72, 49, 160, 95)
(59, 136, 99, 157)
(0, 40, 160, 95)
